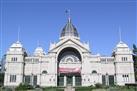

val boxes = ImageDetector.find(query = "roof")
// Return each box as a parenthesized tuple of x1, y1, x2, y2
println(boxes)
(34, 46, 45, 56)
(60, 18, 79, 38)
(10, 41, 23, 48)
(116, 41, 128, 48)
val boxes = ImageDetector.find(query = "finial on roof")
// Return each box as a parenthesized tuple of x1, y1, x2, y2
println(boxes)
(17, 26, 20, 42)
(119, 27, 122, 43)
(60, 10, 79, 39)
(37, 40, 40, 47)
(65, 9, 71, 22)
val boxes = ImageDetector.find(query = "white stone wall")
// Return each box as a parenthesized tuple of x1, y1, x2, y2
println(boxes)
(114, 42, 135, 85)
(4, 40, 135, 87)
(4, 56, 24, 86)
(24, 55, 57, 86)
(81, 55, 102, 86)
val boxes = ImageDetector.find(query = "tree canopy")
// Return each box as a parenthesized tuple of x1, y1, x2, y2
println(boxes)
(133, 44, 137, 81)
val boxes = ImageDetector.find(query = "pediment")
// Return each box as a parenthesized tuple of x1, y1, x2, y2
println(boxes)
(48, 38, 90, 53)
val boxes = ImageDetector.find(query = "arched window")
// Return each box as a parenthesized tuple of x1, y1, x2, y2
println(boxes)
(42, 70, 48, 74)
(92, 70, 97, 74)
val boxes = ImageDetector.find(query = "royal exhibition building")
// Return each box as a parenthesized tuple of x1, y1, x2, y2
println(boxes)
(4, 17, 135, 87)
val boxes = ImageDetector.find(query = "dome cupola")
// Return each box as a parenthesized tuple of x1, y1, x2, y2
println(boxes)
(60, 18, 79, 40)
(34, 46, 45, 56)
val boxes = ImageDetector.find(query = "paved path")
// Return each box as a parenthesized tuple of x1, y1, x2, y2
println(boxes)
(64, 85, 75, 91)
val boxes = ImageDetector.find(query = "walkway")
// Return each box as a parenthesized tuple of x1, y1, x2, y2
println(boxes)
(64, 84, 75, 91)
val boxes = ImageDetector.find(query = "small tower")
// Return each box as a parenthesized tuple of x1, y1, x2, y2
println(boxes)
(34, 41, 45, 56)
(34, 46, 45, 57)
(4, 41, 27, 86)
(113, 41, 133, 63)
(113, 41, 135, 85)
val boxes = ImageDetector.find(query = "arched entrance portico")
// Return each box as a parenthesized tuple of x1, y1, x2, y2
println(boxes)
(57, 47, 82, 86)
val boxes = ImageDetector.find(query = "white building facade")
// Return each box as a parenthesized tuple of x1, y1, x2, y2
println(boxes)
(4, 18, 135, 87)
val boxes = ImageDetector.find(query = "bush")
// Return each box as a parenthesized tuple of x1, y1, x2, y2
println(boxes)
(95, 83, 103, 88)
(0, 73, 4, 87)
(2, 87, 12, 91)
(89, 85, 94, 88)
(75, 87, 93, 91)
(35, 85, 40, 88)
(15, 83, 33, 90)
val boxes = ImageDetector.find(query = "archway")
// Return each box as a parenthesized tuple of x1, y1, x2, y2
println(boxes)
(57, 47, 82, 86)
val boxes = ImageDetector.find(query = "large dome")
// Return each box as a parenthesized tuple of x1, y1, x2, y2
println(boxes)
(60, 18, 79, 39)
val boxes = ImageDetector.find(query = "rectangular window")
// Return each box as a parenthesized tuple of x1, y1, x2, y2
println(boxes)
(24, 75, 37, 86)
(75, 76, 81, 86)
(33, 76, 37, 86)
(122, 57, 128, 61)
(125, 57, 128, 61)
(109, 75, 114, 86)
(10, 75, 16, 82)
(102, 75, 106, 85)
(122, 74, 129, 82)
(58, 76, 64, 86)
(25, 75, 31, 84)
(11, 57, 17, 62)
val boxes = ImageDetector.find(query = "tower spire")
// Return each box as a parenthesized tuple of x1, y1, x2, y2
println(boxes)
(37, 40, 40, 47)
(119, 27, 122, 43)
(17, 26, 20, 42)
(65, 9, 71, 22)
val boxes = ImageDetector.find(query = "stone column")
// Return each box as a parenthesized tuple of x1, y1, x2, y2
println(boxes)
(105, 74, 109, 86)
(31, 75, 34, 86)
(64, 75, 67, 86)
(73, 76, 75, 86)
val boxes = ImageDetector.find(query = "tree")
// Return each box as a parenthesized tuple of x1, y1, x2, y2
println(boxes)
(0, 73, 4, 86)
(133, 44, 137, 81)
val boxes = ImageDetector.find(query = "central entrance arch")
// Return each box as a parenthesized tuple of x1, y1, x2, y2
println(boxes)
(57, 47, 82, 86)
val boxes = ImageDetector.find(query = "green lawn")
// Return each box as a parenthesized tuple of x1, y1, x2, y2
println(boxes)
(75, 86, 137, 91)
(42, 87, 137, 91)
(42, 87, 64, 91)
(0, 86, 137, 91)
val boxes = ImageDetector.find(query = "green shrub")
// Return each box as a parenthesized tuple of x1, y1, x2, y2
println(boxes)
(0, 73, 4, 87)
(95, 83, 103, 88)
(89, 85, 94, 88)
(2, 87, 12, 91)
(15, 83, 33, 90)
(75, 87, 93, 91)
(35, 85, 40, 88)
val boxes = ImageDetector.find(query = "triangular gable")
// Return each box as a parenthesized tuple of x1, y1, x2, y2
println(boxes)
(48, 38, 90, 53)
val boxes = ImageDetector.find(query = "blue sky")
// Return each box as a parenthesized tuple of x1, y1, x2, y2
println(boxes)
(0, 0, 136, 58)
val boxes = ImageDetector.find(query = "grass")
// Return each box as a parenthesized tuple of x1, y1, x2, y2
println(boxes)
(42, 87, 64, 91)
(75, 86, 137, 91)
(0, 86, 137, 91)
(75, 87, 93, 91)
